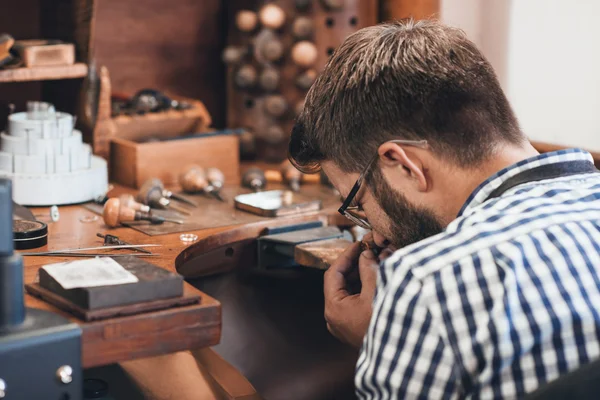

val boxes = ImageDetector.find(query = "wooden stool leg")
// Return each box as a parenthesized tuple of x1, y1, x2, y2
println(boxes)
(192, 348, 263, 400)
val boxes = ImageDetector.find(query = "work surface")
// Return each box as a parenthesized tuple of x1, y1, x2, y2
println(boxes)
(22, 183, 341, 368)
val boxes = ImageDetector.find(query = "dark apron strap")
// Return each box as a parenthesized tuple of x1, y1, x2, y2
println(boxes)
(485, 160, 598, 202)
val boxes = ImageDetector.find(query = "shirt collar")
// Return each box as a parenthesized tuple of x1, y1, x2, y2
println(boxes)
(458, 148, 595, 217)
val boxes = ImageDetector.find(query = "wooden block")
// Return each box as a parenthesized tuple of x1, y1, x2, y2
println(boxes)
(110, 132, 240, 189)
(13, 40, 75, 67)
(294, 238, 353, 270)
(25, 283, 200, 322)
(38, 256, 184, 310)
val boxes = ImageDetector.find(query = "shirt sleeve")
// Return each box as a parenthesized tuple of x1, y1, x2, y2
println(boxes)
(355, 267, 458, 400)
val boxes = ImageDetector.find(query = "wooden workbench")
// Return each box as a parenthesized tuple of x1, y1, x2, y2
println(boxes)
(22, 192, 230, 369)
(21, 182, 341, 369)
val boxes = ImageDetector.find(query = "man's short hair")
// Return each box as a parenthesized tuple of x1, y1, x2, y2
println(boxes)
(289, 19, 524, 174)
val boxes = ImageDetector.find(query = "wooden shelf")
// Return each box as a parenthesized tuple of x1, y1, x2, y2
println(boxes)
(0, 63, 88, 83)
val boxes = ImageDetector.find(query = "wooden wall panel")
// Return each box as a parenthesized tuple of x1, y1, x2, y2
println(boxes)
(93, 0, 227, 128)
(0, 0, 42, 129)
(380, 0, 440, 21)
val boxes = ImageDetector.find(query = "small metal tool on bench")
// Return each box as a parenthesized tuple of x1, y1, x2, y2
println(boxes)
(280, 163, 302, 192)
(96, 233, 151, 254)
(137, 178, 194, 215)
(206, 167, 226, 201)
(119, 194, 151, 213)
(102, 198, 183, 228)
(179, 165, 225, 202)
(242, 167, 266, 192)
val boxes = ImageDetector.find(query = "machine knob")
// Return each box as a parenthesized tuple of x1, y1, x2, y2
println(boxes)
(291, 41, 318, 68)
(222, 46, 245, 65)
(296, 69, 317, 90)
(235, 10, 258, 32)
(293, 17, 314, 39)
(259, 4, 286, 30)
(259, 67, 280, 91)
(264, 126, 286, 144)
(321, 0, 345, 10)
(259, 37, 284, 62)
(264, 95, 288, 117)
(234, 65, 257, 88)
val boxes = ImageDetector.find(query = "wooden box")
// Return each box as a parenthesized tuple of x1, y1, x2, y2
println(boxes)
(110, 132, 240, 189)
(13, 40, 75, 67)
(92, 67, 213, 160)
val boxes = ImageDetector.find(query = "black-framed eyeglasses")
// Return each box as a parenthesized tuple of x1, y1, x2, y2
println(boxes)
(337, 139, 429, 229)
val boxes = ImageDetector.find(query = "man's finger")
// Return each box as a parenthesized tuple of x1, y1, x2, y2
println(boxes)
(324, 241, 361, 301)
(358, 250, 379, 299)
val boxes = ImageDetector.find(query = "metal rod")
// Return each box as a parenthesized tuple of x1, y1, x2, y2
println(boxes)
(168, 203, 192, 216)
(20, 252, 159, 257)
(162, 217, 185, 225)
(210, 190, 225, 202)
(20, 244, 161, 256)
(170, 193, 199, 208)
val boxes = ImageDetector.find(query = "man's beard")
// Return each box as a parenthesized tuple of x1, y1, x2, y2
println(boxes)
(369, 169, 444, 249)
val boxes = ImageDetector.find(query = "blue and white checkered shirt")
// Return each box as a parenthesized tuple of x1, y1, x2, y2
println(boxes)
(355, 149, 600, 399)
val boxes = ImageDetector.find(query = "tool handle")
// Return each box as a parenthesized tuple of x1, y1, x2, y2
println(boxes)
(120, 194, 150, 213)
(206, 167, 225, 189)
(180, 165, 208, 193)
(102, 198, 121, 227)
(242, 168, 266, 191)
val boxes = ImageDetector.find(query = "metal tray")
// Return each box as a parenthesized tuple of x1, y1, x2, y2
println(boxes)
(234, 190, 322, 217)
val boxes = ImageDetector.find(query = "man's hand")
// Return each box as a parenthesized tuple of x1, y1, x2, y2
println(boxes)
(324, 241, 380, 348)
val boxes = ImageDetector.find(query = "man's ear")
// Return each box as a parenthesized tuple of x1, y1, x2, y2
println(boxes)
(377, 142, 427, 192)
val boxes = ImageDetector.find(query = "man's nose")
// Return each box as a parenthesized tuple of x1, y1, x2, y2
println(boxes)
(372, 231, 390, 249)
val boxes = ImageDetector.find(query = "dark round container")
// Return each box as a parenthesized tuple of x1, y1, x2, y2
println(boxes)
(13, 219, 48, 250)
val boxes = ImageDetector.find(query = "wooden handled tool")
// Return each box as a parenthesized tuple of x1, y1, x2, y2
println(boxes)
(137, 179, 192, 216)
(207, 167, 225, 191)
(179, 165, 225, 202)
(281, 163, 302, 192)
(207, 167, 226, 202)
(141, 177, 197, 208)
(264, 163, 320, 190)
(102, 198, 183, 228)
(242, 168, 267, 192)
(119, 194, 150, 213)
